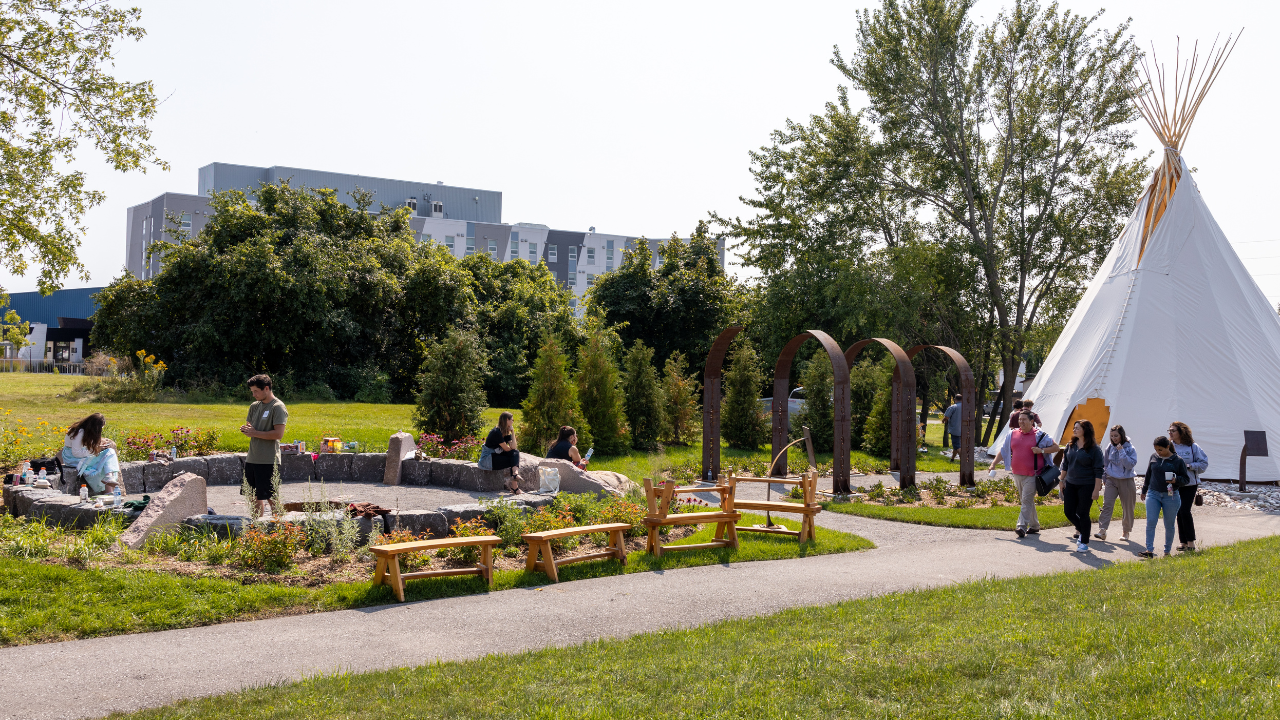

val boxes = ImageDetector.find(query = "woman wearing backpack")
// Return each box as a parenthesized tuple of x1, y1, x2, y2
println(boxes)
(1167, 421, 1208, 551)
(1140, 436, 1190, 558)
(1060, 419, 1105, 553)
(1094, 424, 1138, 542)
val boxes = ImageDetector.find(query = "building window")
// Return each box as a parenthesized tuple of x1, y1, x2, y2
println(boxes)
(488, 240, 497, 259)
(180, 212, 191, 232)
(420, 233, 433, 243)
(509, 242, 519, 260)
(550, 270, 558, 280)
(587, 274, 595, 286)
(548, 245, 558, 263)
(466, 238, 475, 256)
(568, 247, 577, 262)
(606, 240, 614, 271)
(568, 273, 576, 287)
(587, 247, 595, 264)
(528, 243, 537, 261)
(446, 235, 455, 251)
(569, 298, 577, 309)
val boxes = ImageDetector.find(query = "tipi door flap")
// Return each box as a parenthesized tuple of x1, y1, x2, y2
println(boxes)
(1061, 398, 1111, 448)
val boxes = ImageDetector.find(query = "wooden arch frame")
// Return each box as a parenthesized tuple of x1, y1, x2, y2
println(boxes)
(771, 331, 851, 490)
(907, 345, 976, 487)
(845, 338, 917, 491)
(701, 326, 744, 481)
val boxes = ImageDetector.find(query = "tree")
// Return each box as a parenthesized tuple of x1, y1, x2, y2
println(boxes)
(660, 351, 700, 445)
(412, 328, 489, 443)
(587, 222, 745, 377)
(620, 340, 665, 451)
(848, 357, 887, 450)
(792, 351, 834, 452)
(842, 0, 1147, 433)
(861, 384, 894, 458)
(721, 342, 769, 451)
(520, 333, 591, 454)
(0, 2, 166, 293)
(575, 323, 629, 456)
(1, 293, 30, 355)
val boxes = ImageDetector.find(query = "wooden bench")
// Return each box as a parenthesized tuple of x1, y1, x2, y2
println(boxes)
(731, 471, 822, 543)
(370, 535, 502, 602)
(641, 476, 740, 557)
(523, 522, 633, 582)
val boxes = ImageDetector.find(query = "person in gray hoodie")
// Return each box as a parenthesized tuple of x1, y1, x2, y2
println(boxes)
(1095, 424, 1138, 542)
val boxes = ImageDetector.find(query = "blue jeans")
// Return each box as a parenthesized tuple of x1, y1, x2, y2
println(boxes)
(1145, 490, 1182, 554)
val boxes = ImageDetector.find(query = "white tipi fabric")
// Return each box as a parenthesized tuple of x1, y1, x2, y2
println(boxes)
(993, 157, 1280, 482)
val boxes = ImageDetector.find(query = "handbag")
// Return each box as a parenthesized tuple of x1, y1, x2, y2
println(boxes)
(1032, 432, 1060, 496)
(477, 443, 494, 471)
(1194, 492, 1204, 506)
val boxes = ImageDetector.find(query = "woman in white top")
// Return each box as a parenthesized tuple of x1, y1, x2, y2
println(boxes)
(61, 413, 121, 495)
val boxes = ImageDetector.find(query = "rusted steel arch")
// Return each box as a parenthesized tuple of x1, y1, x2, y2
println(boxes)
(907, 345, 976, 487)
(771, 331, 851, 490)
(702, 326, 744, 482)
(844, 339, 917, 490)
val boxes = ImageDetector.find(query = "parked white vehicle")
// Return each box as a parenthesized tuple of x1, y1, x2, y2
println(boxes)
(759, 387, 806, 429)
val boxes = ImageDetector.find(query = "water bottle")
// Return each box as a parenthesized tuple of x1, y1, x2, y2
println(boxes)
(113, 480, 122, 508)
(38, 468, 46, 484)
(79, 485, 89, 503)
(170, 446, 178, 460)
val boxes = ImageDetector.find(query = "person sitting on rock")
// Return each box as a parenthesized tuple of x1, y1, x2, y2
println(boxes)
(547, 425, 589, 470)
(481, 411, 521, 494)
(61, 412, 121, 496)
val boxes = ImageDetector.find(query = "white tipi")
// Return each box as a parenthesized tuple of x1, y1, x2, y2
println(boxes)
(996, 35, 1280, 482)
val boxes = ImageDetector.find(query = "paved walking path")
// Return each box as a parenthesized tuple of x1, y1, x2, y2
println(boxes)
(5, 506, 1279, 720)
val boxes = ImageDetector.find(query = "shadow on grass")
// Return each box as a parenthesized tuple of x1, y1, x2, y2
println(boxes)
(821, 501, 1147, 530)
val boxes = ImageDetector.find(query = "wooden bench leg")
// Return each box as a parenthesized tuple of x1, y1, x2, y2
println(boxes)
(726, 521, 739, 550)
(611, 529, 628, 567)
(481, 543, 494, 586)
(388, 556, 405, 602)
(542, 541, 559, 582)
(714, 521, 726, 541)
(372, 555, 387, 588)
(647, 526, 660, 557)
(526, 541, 539, 573)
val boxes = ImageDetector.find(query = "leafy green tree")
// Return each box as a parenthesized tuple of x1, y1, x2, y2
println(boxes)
(461, 254, 578, 408)
(849, 357, 888, 450)
(861, 385, 893, 458)
(412, 328, 489, 443)
(0, 1, 166, 292)
(721, 342, 769, 451)
(621, 340, 665, 451)
(520, 333, 591, 454)
(575, 323, 629, 456)
(792, 351, 834, 452)
(1, 294, 31, 355)
(660, 351, 700, 446)
(587, 221, 745, 377)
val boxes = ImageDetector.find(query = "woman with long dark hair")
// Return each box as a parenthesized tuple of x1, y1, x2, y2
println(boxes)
(1167, 421, 1208, 551)
(480, 411, 521, 494)
(1140, 436, 1190, 558)
(547, 426, 589, 469)
(1095, 424, 1138, 542)
(61, 412, 121, 496)
(1060, 419, 1105, 553)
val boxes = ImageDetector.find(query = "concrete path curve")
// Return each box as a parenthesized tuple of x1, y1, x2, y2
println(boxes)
(4, 506, 1278, 720)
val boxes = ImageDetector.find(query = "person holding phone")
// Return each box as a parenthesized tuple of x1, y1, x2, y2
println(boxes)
(1140, 436, 1190, 558)
(547, 426, 590, 469)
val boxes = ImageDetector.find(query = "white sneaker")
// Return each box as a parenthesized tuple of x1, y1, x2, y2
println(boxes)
(1075, 542, 1089, 553)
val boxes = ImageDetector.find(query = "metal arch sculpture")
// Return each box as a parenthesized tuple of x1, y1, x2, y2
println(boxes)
(844, 338, 917, 490)
(907, 345, 976, 487)
(701, 326, 744, 482)
(771, 330, 851, 488)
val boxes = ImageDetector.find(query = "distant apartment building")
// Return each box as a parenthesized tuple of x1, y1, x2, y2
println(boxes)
(124, 163, 724, 308)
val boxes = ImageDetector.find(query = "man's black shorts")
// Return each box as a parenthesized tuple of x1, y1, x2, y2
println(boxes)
(950, 434, 962, 449)
(243, 462, 276, 500)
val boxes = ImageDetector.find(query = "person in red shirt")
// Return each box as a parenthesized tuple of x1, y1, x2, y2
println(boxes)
(1004, 411, 1055, 537)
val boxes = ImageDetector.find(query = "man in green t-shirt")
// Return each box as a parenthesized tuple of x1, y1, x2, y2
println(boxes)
(240, 374, 288, 517)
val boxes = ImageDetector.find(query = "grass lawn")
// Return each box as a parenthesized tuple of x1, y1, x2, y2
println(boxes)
(822, 499, 1148, 529)
(1, 373, 967, 474)
(0, 512, 870, 646)
(112, 536, 1280, 719)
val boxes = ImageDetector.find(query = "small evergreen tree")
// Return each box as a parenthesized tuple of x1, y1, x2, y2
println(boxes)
(792, 351, 834, 452)
(721, 342, 769, 451)
(520, 333, 592, 454)
(621, 340, 665, 451)
(575, 325, 629, 455)
(412, 328, 489, 443)
(861, 384, 893, 457)
(848, 357, 887, 450)
(661, 350, 701, 445)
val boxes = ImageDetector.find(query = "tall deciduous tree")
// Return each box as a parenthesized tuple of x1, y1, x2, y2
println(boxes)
(660, 351, 700, 446)
(575, 323, 629, 456)
(842, 0, 1147, 432)
(520, 333, 591, 454)
(412, 328, 489, 443)
(721, 342, 769, 451)
(620, 340, 664, 451)
(0, 1, 166, 292)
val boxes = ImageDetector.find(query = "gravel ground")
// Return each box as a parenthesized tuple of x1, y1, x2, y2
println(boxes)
(205, 481, 498, 516)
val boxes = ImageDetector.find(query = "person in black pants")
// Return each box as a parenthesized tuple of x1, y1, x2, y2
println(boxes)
(1060, 419, 1105, 553)
(1168, 421, 1208, 552)
(483, 411, 521, 494)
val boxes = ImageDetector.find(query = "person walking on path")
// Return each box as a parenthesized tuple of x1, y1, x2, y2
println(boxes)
(1168, 421, 1208, 551)
(1095, 424, 1138, 542)
(1140, 436, 1190, 558)
(989, 411, 1055, 539)
(240, 374, 287, 518)
(943, 394, 963, 461)
(481, 411, 521, 494)
(1060, 420, 1105, 553)
(987, 400, 1025, 472)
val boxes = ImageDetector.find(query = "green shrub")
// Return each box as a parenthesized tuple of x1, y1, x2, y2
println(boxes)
(525, 506, 578, 550)
(3, 518, 58, 559)
(233, 523, 305, 573)
(621, 340, 665, 451)
(481, 496, 527, 548)
(446, 517, 492, 563)
(721, 342, 769, 451)
(660, 350, 700, 446)
(83, 513, 127, 551)
(923, 475, 951, 505)
(793, 351, 834, 452)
